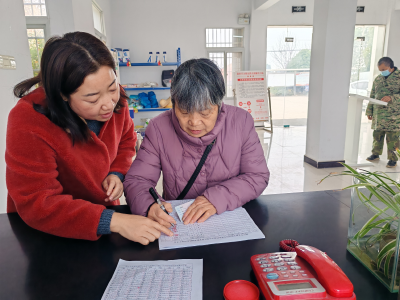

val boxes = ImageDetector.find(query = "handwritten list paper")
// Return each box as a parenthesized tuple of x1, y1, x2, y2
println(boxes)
(101, 259, 203, 300)
(159, 200, 265, 250)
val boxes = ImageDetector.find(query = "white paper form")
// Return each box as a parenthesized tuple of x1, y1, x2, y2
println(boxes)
(101, 259, 203, 300)
(159, 200, 265, 250)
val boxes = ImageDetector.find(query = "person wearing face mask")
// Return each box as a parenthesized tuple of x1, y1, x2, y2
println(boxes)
(366, 57, 400, 168)
(6, 32, 173, 244)
(124, 58, 270, 227)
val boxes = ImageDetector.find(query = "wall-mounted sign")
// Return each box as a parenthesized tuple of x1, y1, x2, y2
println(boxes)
(292, 6, 306, 13)
(285, 37, 294, 42)
(0, 55, 16, 70)
(357, 6, 365, 12)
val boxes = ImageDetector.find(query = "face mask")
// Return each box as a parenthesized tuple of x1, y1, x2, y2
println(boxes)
(381, 70, 391, 76)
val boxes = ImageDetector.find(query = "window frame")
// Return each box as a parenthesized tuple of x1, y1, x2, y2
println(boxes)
(26, 25, 46, 75)
(92, 0, 107, 43)
(205, 28, 245, 99)
(207, 49, 245, 100)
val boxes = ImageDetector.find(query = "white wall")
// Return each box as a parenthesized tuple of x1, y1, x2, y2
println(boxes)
(0, 0, 34, 213)
(110, 0, 251, 87)
(45, 0, 75, 37)
(46, 0, 96, 38)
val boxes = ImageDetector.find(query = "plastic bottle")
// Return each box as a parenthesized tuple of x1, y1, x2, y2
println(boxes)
(155, 52, 160, 63)
(163, 51, 167, 63)
(147, 52, 153, 63)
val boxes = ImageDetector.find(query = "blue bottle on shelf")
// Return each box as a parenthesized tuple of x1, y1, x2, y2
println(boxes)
(147, 52, 153, 63)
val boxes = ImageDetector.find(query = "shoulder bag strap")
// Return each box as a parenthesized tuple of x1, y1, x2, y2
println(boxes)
(177, 139, 216, 200)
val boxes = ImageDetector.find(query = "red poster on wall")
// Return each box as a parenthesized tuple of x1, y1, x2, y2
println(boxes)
(233, 71, 269, 122)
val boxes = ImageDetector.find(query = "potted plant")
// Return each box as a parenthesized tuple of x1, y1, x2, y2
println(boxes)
(320, 155, 400, 293)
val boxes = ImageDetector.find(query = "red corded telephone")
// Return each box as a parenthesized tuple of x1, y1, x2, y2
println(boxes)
(250, 245, 356, 300)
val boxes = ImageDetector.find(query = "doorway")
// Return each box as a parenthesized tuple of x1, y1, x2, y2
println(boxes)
(266, 26, 313, 126)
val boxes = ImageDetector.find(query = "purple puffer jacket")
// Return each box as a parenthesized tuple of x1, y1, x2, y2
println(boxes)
(124, 103, 270, 216)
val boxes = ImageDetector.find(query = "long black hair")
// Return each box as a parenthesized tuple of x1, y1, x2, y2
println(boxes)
(13, 31, 128, 144)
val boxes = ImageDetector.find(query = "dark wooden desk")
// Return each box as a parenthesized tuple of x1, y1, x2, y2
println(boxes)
(0, 190, 397, 300)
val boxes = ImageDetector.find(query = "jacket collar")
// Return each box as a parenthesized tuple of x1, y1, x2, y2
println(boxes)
(171, 103, 227, 147)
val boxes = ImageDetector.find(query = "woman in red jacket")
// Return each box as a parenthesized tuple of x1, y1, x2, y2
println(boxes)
(6, 32, 172, 243)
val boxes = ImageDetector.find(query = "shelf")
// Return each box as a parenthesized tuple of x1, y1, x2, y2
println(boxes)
(129, 108, 171, 112)
(125, 87, 171, 91)
(119, 62, 178, 67)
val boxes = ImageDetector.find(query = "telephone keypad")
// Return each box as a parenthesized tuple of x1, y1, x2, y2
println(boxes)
(253, 252, 313, 282)
(266, 273, 279, 280)
(263, 268, 274, 272)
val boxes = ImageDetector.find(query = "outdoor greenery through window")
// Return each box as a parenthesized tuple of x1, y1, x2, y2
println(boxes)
(23, 0, 47, 16)
(27, 29, 45, 76)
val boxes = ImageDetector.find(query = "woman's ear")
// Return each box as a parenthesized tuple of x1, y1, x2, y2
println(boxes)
(61, 94, 69, 102)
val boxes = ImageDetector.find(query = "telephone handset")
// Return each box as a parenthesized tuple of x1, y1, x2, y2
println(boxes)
(250, 245, 356, 300)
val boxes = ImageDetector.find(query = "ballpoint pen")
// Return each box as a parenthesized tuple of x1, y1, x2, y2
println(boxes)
(149, 187, 175, 228)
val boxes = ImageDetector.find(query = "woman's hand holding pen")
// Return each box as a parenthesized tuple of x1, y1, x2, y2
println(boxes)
(110, 213, 173, 245)
(148, 202, 177, 228)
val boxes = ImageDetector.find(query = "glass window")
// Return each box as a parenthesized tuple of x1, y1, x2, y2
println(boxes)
(27, 28, 45, 76)
(23, 0, 47, 16)
(208, 52, 242, 98)
(92, 2, 105, 35)
(206, 28, 244, 48)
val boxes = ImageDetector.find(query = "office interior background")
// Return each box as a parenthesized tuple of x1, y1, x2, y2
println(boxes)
(1, 0, 400, 214)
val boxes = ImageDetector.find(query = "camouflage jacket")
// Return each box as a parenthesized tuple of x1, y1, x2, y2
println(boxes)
(366, 68, 400, 131)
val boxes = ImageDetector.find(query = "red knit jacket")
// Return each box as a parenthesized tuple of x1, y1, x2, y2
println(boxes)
(6, 87, 136, 240)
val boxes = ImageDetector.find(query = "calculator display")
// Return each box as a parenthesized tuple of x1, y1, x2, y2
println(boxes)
(276, 282, 313, 291)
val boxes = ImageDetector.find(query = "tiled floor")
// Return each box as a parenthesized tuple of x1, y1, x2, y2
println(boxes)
(261, 117, 400, 195)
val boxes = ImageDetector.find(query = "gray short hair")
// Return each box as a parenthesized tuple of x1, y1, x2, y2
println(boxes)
(378, 57, 394, 68)
(171, 58, 225, 113)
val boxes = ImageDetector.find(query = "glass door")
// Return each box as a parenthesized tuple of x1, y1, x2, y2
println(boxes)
(266, 27, 313, 126)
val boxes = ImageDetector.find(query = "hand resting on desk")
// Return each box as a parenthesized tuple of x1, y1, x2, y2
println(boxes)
(182, 196, 217, 225)
(110, 213, 173, 245)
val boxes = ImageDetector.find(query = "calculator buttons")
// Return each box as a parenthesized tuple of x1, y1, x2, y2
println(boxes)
(299, 271, 305, 273)
(258, 261, 265, 264)
(269, 256, 279, 259)
(281, 272, 287, 274)
(266, 273, 279, 280)
(290, 271, 296, 274)
(271, 259, 283, 263)
(276, 267, 288, 271)
(290, 266, 301, 270)
(283, 275, 289, 278)
(302, 274, 308, 277)
(287, 262, 298, 265)
(263, 268, 274, 272)
(292, 275, 299, 277)
(280, 255, 291, 258)
(274, 263, 285, 267)
(261, 264, 271, 268)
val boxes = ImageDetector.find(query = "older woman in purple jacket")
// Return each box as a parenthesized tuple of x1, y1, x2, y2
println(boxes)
(124, 58, 269, 228)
